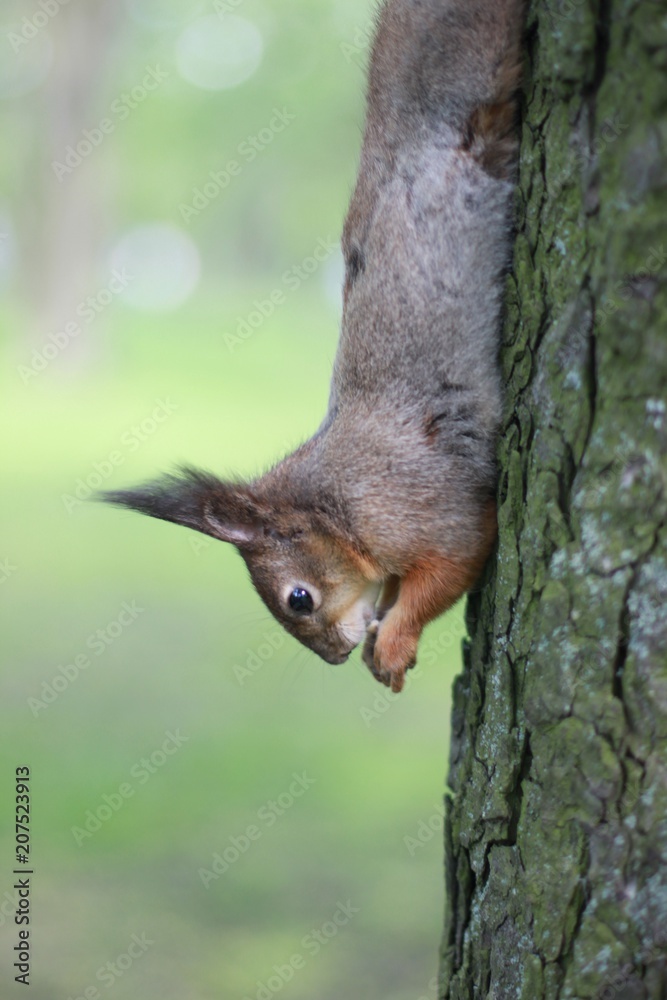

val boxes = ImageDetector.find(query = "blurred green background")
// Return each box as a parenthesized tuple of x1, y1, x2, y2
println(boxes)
(0, 2, 465, 997)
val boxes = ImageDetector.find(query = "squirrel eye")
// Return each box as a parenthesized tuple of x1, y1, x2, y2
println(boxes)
(288, 588, 314, 615)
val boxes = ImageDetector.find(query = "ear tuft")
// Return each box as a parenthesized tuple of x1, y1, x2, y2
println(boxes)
(99, 466, 264, 548)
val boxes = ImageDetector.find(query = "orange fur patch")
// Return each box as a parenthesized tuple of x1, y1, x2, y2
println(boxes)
(398, 499, 498, 630)
(337, 536, 384, 583)
(365, 500, 497, 690)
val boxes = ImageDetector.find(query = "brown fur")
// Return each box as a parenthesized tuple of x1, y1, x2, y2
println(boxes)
(103, 0, 523, 692)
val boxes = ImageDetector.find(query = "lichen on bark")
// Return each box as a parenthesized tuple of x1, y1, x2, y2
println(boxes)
(440, 1, 667, 997)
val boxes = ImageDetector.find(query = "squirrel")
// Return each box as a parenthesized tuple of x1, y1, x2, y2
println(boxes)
(103, 0, 524, 694)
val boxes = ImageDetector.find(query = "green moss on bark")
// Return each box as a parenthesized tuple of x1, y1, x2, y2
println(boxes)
(440, 1, 667, 996)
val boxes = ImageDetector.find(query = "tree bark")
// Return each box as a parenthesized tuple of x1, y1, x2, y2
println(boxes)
(440, 1, 667, 997)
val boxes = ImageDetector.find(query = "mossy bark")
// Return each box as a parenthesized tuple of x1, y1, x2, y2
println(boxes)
(440, 1, 667, 997)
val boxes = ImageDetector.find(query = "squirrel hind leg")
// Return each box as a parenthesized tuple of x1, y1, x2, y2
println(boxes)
(369, 0, 526, 130)
(461, 96, 521, 181)
(466, 1, 526, 179)
(369, 0, 525, 162)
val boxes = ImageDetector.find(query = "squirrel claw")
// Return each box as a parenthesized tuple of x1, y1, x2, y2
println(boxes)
(362, 628, 379, 674)
(363, 614, 419, 693)
(388, 669, 406, 693)
(371, 666, 406, 693)
(362, 624, 415, 693)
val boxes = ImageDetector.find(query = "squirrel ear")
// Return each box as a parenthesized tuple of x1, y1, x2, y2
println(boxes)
(100, 466, 265, 550)
(203, 501, 263, 548)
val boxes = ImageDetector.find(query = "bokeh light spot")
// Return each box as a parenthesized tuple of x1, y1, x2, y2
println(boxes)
(109, 224, 201, 313)
(175, 14, 263, 91)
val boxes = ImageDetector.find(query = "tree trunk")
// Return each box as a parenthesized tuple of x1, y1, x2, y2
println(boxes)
(440, 1, 667, 997)
(24, 3, 120, 353)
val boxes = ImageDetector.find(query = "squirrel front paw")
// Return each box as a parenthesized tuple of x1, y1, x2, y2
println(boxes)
(362, 621, 417, 694)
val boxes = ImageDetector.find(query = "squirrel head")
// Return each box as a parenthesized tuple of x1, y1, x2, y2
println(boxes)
(101, 467, 381, 666)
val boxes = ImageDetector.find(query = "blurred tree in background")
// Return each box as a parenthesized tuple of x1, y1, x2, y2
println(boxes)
(0, 5, 468, 1000)
(1, 0, 376, 352)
